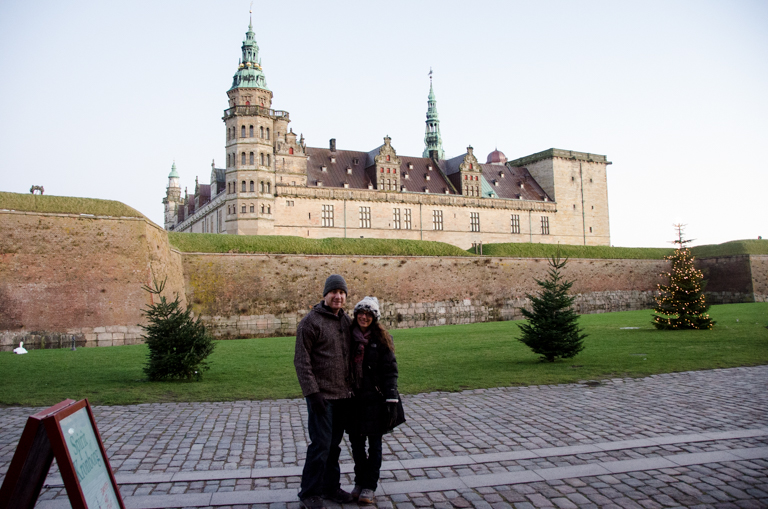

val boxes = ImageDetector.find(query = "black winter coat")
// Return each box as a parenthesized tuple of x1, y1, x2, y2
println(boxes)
(348, 334, 403, 436)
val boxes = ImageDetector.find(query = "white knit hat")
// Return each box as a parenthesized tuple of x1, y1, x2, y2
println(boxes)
(353, 296, 380, 320)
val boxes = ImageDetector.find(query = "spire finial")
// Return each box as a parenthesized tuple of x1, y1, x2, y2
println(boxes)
(249, 1, 253, 29)
(429, 67, 433, 85)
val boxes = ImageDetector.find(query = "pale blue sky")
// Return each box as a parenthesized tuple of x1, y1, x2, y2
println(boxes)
(1, 0, 766, 247)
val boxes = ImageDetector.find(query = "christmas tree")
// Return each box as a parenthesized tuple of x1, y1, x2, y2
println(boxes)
(518, 253, 586, 362)
(141, 277, 215, 380)
(652, 225, 715, 330)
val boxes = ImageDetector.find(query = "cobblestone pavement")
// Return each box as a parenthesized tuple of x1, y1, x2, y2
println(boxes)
(0, 366, 765, 508)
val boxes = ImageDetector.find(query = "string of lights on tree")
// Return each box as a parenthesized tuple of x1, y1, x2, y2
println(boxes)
(652, 225, 715, 330)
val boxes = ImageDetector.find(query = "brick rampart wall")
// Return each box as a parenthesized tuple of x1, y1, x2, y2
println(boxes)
(0, 211, 185, 351)
(1, 211, 763, 348)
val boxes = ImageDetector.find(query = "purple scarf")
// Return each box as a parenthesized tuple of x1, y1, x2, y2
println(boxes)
(352, 327, 370, 389)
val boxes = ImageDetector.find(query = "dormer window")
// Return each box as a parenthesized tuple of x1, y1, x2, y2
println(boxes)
(343, 182, 349, 188)
(519, 182, 524, 189)
(423, 187, 429, 193)
(346, 167, 352, 174)
(321, 165, 327, 172)
(493, 180, 499, 186)
(444, 188, 450, 194)
(317, 180, 323, 187)
(425, 175, 430, 180)
(427, 166, 433, 171)
(368, 183, 374, 190)
(330, 157, 336, 163)
(401, 185, 405, 191)
(499, 172, 505, 178)
(544, 196, 548, 202)
(353, 157, 359, 165)
(404, 173, 409, 179)
(408, 163, 413, 170)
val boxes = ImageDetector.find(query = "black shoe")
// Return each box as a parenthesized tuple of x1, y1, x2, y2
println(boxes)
(323, 488, 355, 504)
(300, 496, 327, 509)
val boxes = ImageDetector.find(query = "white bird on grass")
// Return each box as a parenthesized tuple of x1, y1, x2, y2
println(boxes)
(13, 342, 28, 354)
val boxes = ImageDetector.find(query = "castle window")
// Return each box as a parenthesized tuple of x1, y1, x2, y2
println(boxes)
(261, 204, 265, 213)
(259, 153, 264, 165)
(241, 152, 246, 165)
(322, 204, 334, 227)
(267, 154, 271, 166)
(266, 128, 270, 140)
(250, 204, 255, 213)
(380, 168, 383, 173)
(267, 205, 271, 214)
(249, 152, 254, 165)
(589, 226, 593, 233)
(286, 200, 294, 207)
(404, 208, 412, 230)
(393, 208, 401, 229)
(266, 182, 271, 193)
(260, 126, 264, 138)
(249, 125, 254, 137)
(250, 181, 254, 192)
(469, 164, 473, 170)
(432, 210, 443, 230)
(241, 205, 246, 214)
(289, 147, 294, 155)
(260, 181, 264, 193)
(386, 155, 390, 161)
(241, 181, 246, 192)
(241, 126, 246, 138)
(541, 216, 550, 235)
(511, 214, 520, 234)
(470, 212, 480, 232)
(359, 207, 371, 228)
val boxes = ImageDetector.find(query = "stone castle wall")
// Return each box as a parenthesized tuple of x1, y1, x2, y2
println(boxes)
(0, 211, 185, 351)
(0, 211, 763, 349)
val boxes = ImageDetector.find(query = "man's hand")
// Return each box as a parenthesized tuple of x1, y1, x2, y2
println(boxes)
(387, 401, 399, 427)
(307, 393, 327, 415)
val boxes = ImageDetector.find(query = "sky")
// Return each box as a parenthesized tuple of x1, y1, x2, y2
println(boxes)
(1, 0, 766, 248)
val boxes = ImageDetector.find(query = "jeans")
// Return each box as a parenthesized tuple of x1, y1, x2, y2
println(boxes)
(349, 433, 383, 491)
(299, 397, 349, 499)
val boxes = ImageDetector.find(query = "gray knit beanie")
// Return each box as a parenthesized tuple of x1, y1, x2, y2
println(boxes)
(353, 296, 381, 321)
(323, 274, 348, 296)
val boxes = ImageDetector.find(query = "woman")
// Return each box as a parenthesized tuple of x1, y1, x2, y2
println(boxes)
(348, 296, 404, 504)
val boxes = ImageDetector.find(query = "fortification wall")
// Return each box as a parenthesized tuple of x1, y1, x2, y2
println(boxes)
(1, 211, 763, 348)
(0, 211, 185, 351)
(182, 253, 667, 338)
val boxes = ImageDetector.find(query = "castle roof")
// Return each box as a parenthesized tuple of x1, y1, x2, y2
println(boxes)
(486, 149, 507, 165)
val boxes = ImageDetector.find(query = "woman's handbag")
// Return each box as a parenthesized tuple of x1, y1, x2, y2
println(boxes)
(384, 395, 406, 432)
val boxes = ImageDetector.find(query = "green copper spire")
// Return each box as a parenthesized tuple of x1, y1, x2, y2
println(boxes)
(422, 68, 445, 159)
(230, 12, 269, 91)
(168, 161, 180, 178)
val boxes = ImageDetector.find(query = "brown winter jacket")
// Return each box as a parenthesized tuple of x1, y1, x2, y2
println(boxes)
(294, 302, 353, 400)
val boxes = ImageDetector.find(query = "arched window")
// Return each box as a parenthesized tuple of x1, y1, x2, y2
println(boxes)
(266, 154, 271, 166)
(250, 204, 254, 213)
(241, 152, 246, 165)
(260, 181, 264, 193)
(260, 126, 264, 138)
(250, 180, 254, 192)
(249, 125, 254, 137)
(386, 155, 390, 161)
(266, 128, 270, 140)
(266, 182, 271, 193)
(267, 205, 271, 214)
(261, 204, 265, 213)
(249, 152, 254, 165)
(241, 181, 246, 192)
(241, 126, 245, 138)
(289, 147, 294, 155)
(260, 153, 265, 165)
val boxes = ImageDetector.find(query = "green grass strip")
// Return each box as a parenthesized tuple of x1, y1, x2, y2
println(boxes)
(1, 303, 765, 407)
(0, 192, 144, 219)
(168, 233, 472, 256)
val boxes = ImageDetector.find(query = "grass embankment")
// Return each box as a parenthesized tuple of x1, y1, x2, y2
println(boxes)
(1, 303, 765, 407)
(0, 192, 144, 218)
(168, 232, 472, 256)
(478, 239, 768, 259)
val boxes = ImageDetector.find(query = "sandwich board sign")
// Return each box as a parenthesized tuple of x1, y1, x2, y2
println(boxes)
(0, 399, 124, 509)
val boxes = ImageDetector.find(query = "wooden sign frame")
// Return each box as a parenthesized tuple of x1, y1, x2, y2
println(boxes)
(0, 399, 125, 509)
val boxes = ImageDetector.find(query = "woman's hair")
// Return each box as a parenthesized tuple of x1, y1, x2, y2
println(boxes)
(354, 311, 395, 353)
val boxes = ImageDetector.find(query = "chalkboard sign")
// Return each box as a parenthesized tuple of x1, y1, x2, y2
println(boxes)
(0, 399, 124, 509)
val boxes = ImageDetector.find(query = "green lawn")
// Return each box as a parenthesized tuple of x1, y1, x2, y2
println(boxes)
(0, 192, 145, 218)
(1, 303, 766, 407)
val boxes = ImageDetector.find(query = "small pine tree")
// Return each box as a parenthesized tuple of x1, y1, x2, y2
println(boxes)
(653, 225, 715, 330)
(141, 277, 215, 381)
(518, 253, 587, 362)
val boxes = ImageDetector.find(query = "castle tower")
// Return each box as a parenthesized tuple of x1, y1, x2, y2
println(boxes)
(422, 70, 445, 160)
(458, 146, 482, 197)
(163, 162, 181, 230)
(222, 12, 288, 235)
(375, 136, 401, 191)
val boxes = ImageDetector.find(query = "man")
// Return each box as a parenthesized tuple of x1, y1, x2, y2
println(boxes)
(294, 274, 355, 508)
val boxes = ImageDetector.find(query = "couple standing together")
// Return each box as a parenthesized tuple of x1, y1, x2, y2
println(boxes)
(294, 274, 405, 507)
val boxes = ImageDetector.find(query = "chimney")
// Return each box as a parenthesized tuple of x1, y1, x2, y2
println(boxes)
(330, 138, 336, 152)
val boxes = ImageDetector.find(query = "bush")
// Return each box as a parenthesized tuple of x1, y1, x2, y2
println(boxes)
(141, 278, 215, 380)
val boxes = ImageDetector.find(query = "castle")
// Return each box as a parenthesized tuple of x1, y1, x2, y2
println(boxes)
(163, 18, 612, 249)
